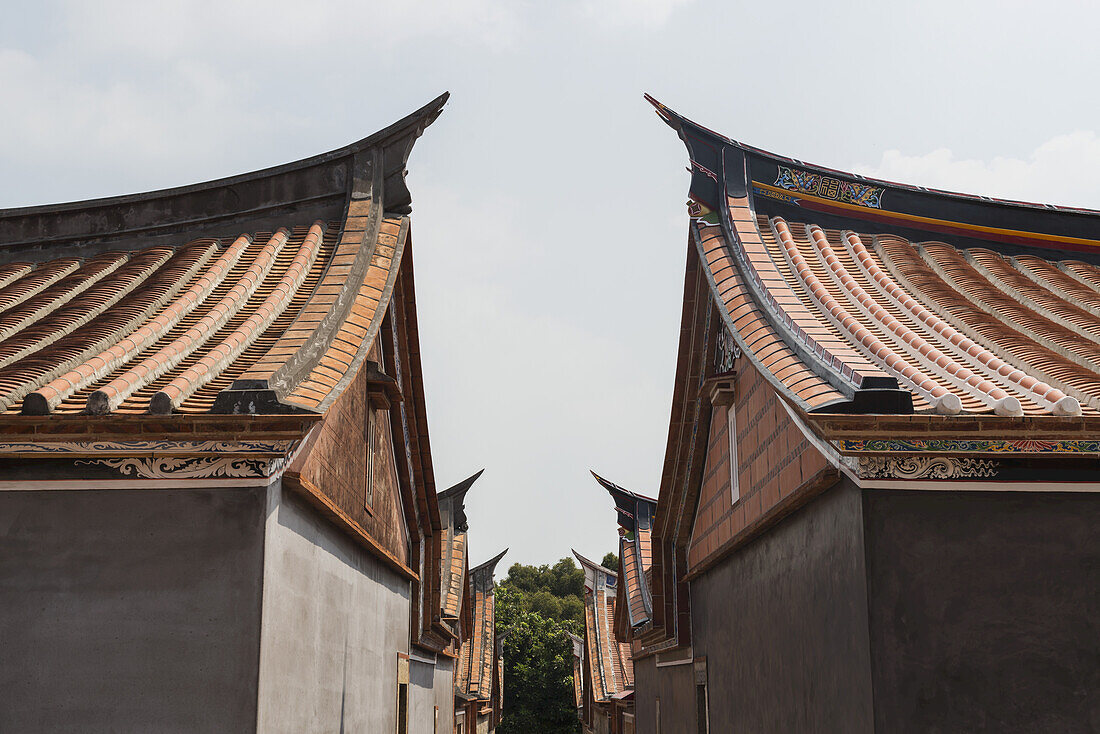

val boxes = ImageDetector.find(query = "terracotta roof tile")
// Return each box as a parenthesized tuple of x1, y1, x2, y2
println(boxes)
(695, 221, 844, 409)
(7, 215, 371, 417)
(0, 96, 447, 418)
(655, 97, 1100, 419)
(456, 551, 504, 702)
(441, 528, 466, 619)
(704, 199, 1100, 417)
(574, 550, 634, 702)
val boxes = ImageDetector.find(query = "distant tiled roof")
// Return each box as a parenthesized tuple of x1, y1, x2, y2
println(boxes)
(0, 95, 447, 418)
(568, 632, 584, 710)
(457, 549, 506, 702)
(591, 471, 656, 629)
(650, 96, 1100, 421)
(440, 527, 466, 620)
(574, 550, 633, 702)
(438, 471, 482, 621)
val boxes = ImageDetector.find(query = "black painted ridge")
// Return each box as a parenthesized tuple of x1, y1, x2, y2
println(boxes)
(0, 93, 448, 263)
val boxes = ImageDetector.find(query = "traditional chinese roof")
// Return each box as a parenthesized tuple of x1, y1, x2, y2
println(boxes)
(591, 471, 656, 631)
(649, 95, 1100, 425)
(456, 548, 506, 702)
(568, 631, 585, 711)
(438, 469, 483, 621)
(0, 94, 447, 419)
(573, 550, 633, 703)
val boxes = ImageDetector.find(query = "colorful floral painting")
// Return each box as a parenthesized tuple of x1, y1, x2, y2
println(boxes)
(774, 166, 884, 210)
(839, 181, 884, 209)
(839, 438, 1100, 454)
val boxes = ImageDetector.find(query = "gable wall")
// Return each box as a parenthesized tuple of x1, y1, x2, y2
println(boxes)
(291, 339, 408, 566)
(688, 356, 831, 572)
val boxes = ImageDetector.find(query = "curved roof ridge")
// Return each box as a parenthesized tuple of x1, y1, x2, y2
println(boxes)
(470, 547, 508, 577)
(439, 468, 485, 500)
(0, 93, 448, 264)
(0, 93, 449, 219)
(645, 93, 1100, 217)
(0, 97, 446, 418)
(589, 469, 657, 504)
(572, 549, 618, 579)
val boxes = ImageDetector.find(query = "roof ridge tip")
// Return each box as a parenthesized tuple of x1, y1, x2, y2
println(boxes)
(0, 94, 453, 226)
(471, 547, 508, 574)
(438, 467, 484, 498)
(573, 549, 613, 574)
(339, 91, 450, 153)
(591, 469, 658, 504)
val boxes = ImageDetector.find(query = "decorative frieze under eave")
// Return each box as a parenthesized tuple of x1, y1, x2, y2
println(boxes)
(804, 412, 1100, 481)
(0, 413, 318, 484)
(769, 393, 1100, 483)
(836, 440, 1100, 483)
(808, 411, 1100, 441)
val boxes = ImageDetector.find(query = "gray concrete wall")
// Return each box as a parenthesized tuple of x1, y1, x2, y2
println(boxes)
(255, 481, 412, 734)
(863, 489, 1100, 733)
(0, 486, 266, 733)
(690, 480, 875, 733)
(631, 654, 697, 734)
(409, 656, 454, 732)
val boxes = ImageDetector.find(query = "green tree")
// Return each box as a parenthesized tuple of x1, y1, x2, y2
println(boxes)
(549, 557, 585, 599)
(527, 589, 564, 621)
(601, 552, 619, 572)
(499, 559, 585, 628)
(497, 585, 579, 734)
(495, 555, 616, 732)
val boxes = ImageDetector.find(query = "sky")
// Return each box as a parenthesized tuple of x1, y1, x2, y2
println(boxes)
(2, 0, 1099, 567)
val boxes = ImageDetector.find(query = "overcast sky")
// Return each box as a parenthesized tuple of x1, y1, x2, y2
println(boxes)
(2, 1, 1099, 567)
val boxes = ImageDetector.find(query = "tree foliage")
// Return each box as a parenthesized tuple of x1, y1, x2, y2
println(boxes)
(499, 558, 585, 629)
(495, 555, 615, 734)
(496, 585, 579, 734)
(601, 552, 619, 572)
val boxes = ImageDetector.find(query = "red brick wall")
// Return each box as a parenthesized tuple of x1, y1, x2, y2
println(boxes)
(688, 358, 830, 572)
(290, 342, 408, 566)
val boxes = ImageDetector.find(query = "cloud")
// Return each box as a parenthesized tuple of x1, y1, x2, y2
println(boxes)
(853, 131, 1100, 210)
(0, 48, 292, 203)
(575, 0, 695, 29)
(59, 0, 524, 58)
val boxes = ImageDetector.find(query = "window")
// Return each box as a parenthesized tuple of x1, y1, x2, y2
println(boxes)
(727, 405, 739, 504)
(366, 407, 377, 508)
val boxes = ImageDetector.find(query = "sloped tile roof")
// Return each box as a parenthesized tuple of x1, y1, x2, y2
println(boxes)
(568, 632, 584, 710)
(591, 471, 656, 629)
(441, 527, 467, 620)
(0, 95, 447, 418)
(456, 549, 506, 702)
(438, 470, 482, 621)
(652, 96, 1100, 421)
(573, 550, 633, 703)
